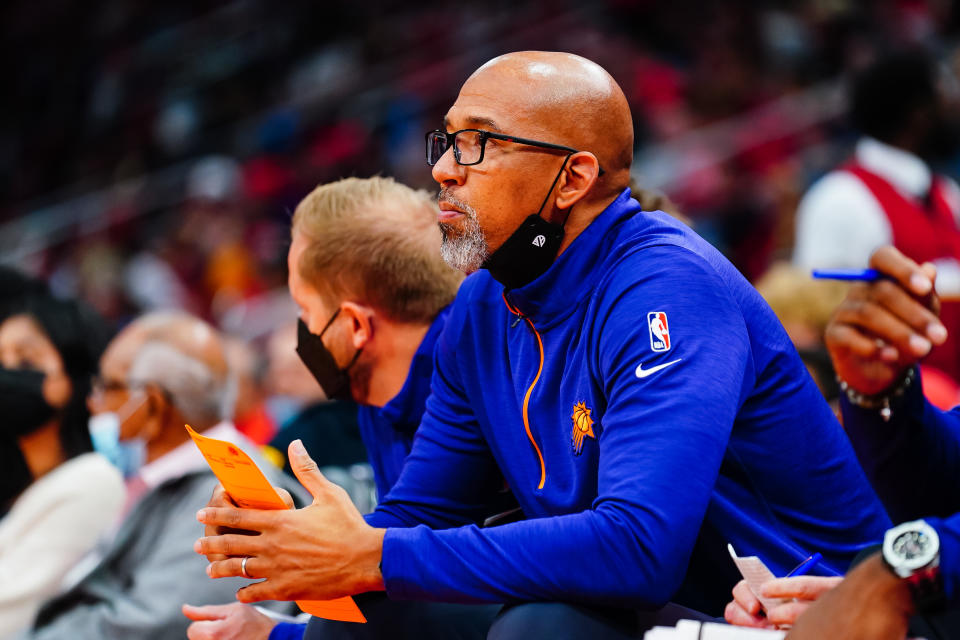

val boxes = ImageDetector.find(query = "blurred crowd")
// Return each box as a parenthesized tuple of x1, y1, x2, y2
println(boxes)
(3, 1, 960, 334)
(2, 0, 960, 510)
(6, 3, 960, 633)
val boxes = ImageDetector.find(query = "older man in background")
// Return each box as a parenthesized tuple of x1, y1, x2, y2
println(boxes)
(16, 311, 305, 640)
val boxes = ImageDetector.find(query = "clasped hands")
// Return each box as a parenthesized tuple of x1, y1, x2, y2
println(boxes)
(193, 439, 385, 603)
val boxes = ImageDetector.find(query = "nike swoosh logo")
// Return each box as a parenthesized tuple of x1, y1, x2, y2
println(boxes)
(635, 358, 683, 379)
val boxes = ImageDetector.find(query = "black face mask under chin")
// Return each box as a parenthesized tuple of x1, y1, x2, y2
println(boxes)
(295, 314, 362, 402)
(0, 367, 57, 438)
(481, 156, 573, 291)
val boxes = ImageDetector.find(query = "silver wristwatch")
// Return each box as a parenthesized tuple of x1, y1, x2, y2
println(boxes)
(882, 519, 944, 611)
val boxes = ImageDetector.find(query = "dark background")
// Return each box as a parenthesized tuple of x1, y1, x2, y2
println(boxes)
(2, 0, 958, 334)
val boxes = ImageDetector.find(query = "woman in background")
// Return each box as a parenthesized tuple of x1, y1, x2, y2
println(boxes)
(0, 269, 125, 637)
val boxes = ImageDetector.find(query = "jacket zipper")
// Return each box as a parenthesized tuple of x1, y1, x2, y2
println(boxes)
(502, 293, 547, 490)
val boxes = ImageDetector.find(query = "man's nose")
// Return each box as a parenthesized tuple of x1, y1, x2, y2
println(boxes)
(87, 391, 108, 414)
(431, 146, 464, 186)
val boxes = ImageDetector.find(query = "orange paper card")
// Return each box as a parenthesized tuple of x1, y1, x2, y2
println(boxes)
(186, 425, 367, 623)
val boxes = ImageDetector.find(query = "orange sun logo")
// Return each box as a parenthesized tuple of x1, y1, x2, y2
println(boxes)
(571, 401, 595, 455)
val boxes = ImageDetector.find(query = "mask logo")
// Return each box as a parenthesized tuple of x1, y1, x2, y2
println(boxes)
(532, 235, 546, 248)
(648, 311, 671, 352)
(571, 401, 595, 456)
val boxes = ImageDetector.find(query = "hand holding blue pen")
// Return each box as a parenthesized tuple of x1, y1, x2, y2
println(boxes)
(746, 553, 840, 630)
(816, 247, 948, 398)
(724, 549, 838, 629)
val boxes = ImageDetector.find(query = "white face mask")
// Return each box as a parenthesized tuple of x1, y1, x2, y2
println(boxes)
(88, 393, 148, 478)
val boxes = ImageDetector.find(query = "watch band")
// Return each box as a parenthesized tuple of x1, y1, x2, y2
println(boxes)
(905, 565, 946, 613)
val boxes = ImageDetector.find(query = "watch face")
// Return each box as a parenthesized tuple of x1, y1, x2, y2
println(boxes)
(884, 519, 941, 576)
(893, 530, 934, 561)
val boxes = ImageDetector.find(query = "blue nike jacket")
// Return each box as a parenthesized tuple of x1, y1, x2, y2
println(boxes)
(842, 376, 960, 605)
(366, 189, 891, 614)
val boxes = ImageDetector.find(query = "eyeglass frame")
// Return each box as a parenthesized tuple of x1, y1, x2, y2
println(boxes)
(425, 128, 605, 175)
(90, 374, 173, 403)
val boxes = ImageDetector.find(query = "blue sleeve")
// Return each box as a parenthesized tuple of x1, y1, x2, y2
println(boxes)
(268, 622, 306, 640)
(841, 374, 960, 521)
(364, 314, 507, 531)
(928, 514, 960, 607)
(381, 251, 752, 606)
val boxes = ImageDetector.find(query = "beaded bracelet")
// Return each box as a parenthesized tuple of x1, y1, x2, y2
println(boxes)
(837, 366, 917, 422)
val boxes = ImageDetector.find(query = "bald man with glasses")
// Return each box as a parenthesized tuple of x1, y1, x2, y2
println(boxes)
(195, 52, 890, 639)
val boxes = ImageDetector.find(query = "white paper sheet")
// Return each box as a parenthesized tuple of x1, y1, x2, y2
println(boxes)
(644, 620, 786, 639)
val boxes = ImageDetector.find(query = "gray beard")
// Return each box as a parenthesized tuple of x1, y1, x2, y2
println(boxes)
(439, 214, 489, 274)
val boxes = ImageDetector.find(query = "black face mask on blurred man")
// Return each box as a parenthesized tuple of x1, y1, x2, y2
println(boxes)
(295, 314, 361, 402)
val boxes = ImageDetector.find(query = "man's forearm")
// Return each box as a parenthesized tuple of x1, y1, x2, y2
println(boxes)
(378, 505, 696, 607)
(842, 379, 960, 520)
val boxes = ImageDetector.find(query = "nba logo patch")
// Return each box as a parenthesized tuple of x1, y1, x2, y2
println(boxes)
(648, 311, 671, 352)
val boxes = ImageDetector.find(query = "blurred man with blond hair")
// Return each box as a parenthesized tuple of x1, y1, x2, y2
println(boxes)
(187, 177, 501, 640)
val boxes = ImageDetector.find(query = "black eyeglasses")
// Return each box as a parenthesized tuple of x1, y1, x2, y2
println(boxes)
(426, 128, 580, 167)
(90, 375, 173, 402)
(90, 375, 127, 395)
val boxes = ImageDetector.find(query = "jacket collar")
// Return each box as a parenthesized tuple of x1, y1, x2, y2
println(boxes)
(377, 305, 449, 433)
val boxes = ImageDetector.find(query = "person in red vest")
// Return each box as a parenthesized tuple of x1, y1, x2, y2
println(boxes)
(794, 50, 960, 382)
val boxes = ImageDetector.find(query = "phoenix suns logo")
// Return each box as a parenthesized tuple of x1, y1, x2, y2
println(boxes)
(571, 401, 595, 455)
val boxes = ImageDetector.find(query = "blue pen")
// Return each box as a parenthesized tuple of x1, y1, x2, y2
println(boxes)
(811, 268, 882, 281)
(785, 552, 823, 577)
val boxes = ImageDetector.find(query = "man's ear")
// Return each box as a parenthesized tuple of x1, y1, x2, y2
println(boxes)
(138, 384, 168, 442)
(555, 152, 601, 210)
(339, 301, 375, 351)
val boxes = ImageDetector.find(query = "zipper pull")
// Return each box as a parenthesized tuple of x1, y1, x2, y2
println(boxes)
(502, 291, 525, 328)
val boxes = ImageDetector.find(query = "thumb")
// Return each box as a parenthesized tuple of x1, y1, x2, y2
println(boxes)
(288, 439, 330, 501)
(922, 262, 939, 293)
